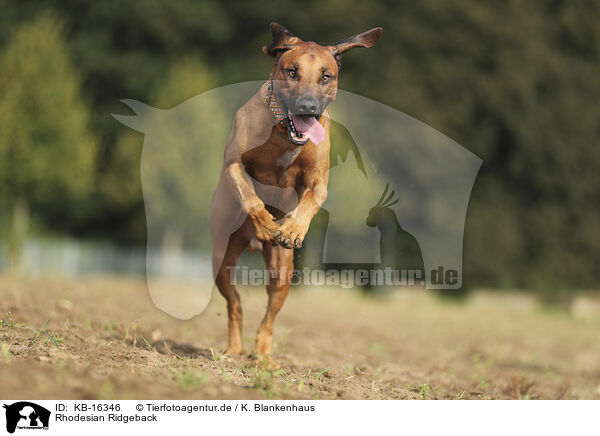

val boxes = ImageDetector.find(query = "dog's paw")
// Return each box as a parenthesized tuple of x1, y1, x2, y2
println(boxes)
(254, 353, 280, 370)
(274, 217, 308, 249)
(223, 346, 245, 356)
(248, 206, 279, 244)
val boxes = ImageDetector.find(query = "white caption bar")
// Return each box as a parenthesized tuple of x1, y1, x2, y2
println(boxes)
(0, 400, 596, 435)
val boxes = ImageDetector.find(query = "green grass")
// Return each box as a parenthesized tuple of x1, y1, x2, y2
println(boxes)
(176, 367, 209, 389)
(100, 320, 118, 332)
(0, 311, 24, 338)
(247, 366, 287, 397)
(30, 319, 60, 348)
(313, 367, 331, 380)
(410, 382, 433, 399)
(141, 336, 155, 352)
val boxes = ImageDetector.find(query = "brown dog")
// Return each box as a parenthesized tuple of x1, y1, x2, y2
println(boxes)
(210, 22, 382, 367)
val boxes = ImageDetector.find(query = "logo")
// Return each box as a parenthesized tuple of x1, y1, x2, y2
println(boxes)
(113, 81, 481, 319)
(3, 402, 50, 434)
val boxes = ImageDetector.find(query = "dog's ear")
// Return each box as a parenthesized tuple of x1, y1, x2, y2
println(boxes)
(329, 27, 383, 67)
(262, 22, 301, 58)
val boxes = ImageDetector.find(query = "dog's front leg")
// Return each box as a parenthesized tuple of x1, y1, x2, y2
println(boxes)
(274, 175, 328, 249)
(225, 161, 279, 245)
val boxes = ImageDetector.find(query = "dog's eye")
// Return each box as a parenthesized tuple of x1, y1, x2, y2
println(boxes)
(322, 74, 332, 84)
(286, 69, 296, 79)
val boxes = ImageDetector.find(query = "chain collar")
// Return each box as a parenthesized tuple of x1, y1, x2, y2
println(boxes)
(265, 80, 286, 126)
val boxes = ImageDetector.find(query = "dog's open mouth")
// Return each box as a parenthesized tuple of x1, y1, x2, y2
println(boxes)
(284, 112, 326, 146)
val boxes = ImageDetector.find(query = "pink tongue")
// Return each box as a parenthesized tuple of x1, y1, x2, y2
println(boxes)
(291, 115, 326, 145)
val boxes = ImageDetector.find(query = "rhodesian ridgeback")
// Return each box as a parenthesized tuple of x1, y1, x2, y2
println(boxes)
(210, 22, 382, 367)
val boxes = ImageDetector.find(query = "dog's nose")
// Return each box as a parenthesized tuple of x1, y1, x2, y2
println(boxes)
(296, 97, 319, 115)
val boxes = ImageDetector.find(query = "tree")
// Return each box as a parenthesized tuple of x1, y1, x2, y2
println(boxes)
(0, 13, 97, 271)
(112, 58, 228, 270)
(148, 59, 226, 254)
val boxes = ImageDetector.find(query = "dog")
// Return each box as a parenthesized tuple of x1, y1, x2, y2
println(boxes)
(210, 22, 382, 367)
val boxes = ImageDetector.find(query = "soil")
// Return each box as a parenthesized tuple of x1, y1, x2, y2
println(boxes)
(1, 276, 599, 399)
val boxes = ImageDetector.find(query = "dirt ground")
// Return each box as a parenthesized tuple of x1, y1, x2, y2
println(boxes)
(0, 275, 599, 399)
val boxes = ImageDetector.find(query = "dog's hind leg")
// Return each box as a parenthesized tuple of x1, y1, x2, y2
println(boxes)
(214, 221, 251, 356)
(256, 244, 293, 368)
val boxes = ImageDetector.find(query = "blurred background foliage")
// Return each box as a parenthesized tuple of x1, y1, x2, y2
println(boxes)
(0, 0, 599, 302)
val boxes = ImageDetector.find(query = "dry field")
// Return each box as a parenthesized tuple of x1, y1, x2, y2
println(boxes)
(1, 275, 599, 399)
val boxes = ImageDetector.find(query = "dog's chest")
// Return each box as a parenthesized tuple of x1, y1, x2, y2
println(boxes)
(242, 143, 304, 188)
(276, 147, 303, 170)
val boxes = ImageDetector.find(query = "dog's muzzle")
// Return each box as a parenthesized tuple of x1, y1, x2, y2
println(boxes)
(284, 113, 321, 146)
(265, 80, 327, 146)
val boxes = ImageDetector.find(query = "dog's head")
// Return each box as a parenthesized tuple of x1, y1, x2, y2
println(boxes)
(264, 22, 382, 145)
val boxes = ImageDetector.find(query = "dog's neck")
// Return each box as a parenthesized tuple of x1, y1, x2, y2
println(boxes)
(264, 80, 286, 127)
(262, 80, 304, 154)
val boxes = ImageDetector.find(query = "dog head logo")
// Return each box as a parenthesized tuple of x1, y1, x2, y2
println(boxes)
(113, 24, 481, 319)
(3, 402, 50, 434)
